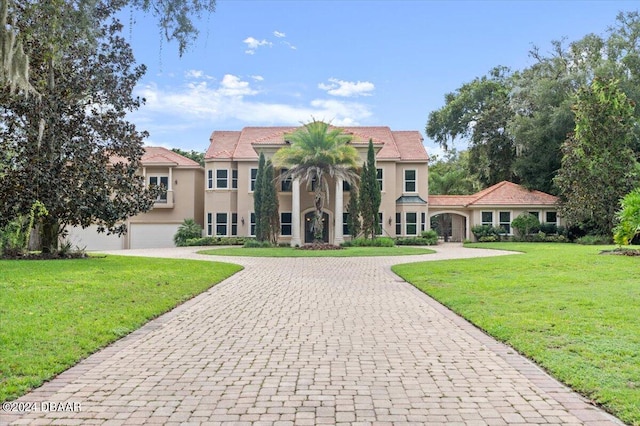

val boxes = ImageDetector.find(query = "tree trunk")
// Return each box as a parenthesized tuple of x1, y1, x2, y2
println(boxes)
(40, 217, 59, 253)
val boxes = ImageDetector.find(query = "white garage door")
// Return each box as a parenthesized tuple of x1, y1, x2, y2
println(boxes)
(129, 224, 180, 249)
(66, 225, 124, 251)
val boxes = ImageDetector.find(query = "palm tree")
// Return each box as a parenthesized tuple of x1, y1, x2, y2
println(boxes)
(273, 120, 360, 243)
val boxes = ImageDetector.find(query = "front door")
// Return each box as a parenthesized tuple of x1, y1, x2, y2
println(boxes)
(304, 211, 329, 243)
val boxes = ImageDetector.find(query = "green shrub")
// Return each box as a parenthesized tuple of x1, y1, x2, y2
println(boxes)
(173, 219, 203, 246)
(420, 229, 439, 245)
(395, 237, 435, 246)
(183, 236, 247, 246)
(471, 225, 502, 242)
(342, 237, 395, 247)
(243, 239, 273, 248)
(512, 213, 540, 237)
(576, 235, 612, 245)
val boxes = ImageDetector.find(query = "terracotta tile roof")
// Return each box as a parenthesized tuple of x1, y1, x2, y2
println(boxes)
(142, 146, 201, 167)
(205, 126, 428, 162)
(109, 147, 201, 167)
(469, 181, 558, 206)
(428, 195, 477, 207)
(429, 181, 558, 207)
(392, 131, 429, 161)
(205, 131, 241, 160)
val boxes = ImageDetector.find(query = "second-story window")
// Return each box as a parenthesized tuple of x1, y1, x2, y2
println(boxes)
(404, 169, 416, 193)
(149, 176, 168, 201)
(377, 168, 383, 191)
(280, 169, 292, 192)
(216, 169, 228, 189)
(232, 169, 238, 189)
(250, 168, 258, 192)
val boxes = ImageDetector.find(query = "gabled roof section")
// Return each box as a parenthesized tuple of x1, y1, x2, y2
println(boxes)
(205, 126, 428, 162)
(142, 146, 201, 167)
(110, 147, 201, 168)
(205, 131, 241, 160)
(428, 182, 558, 208)
(469, 181, 558, 206)
(392, 131, 428, 161)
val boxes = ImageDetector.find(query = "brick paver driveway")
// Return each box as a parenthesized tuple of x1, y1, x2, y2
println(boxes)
(2, 244, 623, 425)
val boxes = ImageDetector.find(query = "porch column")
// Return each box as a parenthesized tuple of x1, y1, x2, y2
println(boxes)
(291, 178, 301, 247)
(334, 178, 344, 245)
(168, 167, 173, 191)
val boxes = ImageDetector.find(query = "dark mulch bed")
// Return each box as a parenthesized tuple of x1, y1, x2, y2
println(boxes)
(297, 243, 343, 251)
(600, 248, 640, 256)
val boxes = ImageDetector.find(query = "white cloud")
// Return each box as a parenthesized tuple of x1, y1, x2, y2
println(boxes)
(273, 31, 286, 38)
(185, 69, 213, 80)
(318, 78, 375, 97)
(282, 41, 297, 50)
(133, 74, 373, 129)
(243, 36, 272, 54)
(251, 75, 264, 81)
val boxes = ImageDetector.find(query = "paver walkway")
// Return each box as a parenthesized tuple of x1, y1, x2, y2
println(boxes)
(2, 244, 623, 425)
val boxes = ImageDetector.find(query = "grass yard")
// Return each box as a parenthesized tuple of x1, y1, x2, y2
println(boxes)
(199, 246, 435, 257)
(0, 255, 242, 402)
(392, 243, 640, 425)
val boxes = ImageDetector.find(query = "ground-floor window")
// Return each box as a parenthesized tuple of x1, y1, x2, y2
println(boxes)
(405, 212, 418, 235)
(377, 212, 383, 235)
(281, 212, 292, 236)
(343, 213, 350, 235)
(207, 213, 213, 236)
(250, 212, 256, 236)
(231, 213, 238, 236)
(216, 213, 228, 236)
(481, 211, 493, 226)
(499, 211, 511, 234)
(546, 211, 557, 225)
(421, 212, 426, 232)
(395, 213, 402, 235)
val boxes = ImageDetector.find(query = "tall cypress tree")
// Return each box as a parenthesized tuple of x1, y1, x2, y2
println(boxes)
(359, 140, 381, 239)
(261, 160, 280, 244)
(347, 186, 361, 238)
(253, 152, 266, 241)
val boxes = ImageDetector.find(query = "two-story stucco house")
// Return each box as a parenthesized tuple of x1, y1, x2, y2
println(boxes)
(204, 126, 430, 246)
(67, 147, 204, 250)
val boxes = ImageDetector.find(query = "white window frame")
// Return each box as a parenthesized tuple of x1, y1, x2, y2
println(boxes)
(249, 168, 258, 192)
(377, 168, 384, 192)
(405, 212, 418, 236)
(149, 175, 169, 201)
(545, 211, 558, 225)
(215, 169, 229, 189)
(206, 213, 213, 236)
(249, 212, 256, 236)
(481, 211, 493, 227)
(499, 211, 511, 234)
(231, 169, 238, 190)
(377, 212, 384, 236)
(215, 212, 228, 236)
(404, 169, 417, 193)
(207, 170, 214, 189)
(281, 212, 292, 236)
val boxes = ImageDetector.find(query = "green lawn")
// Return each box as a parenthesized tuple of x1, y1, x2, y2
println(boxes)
(0, 255, 242, 402)
(392, 243, 640, 425)
(199, 246, 435, 257)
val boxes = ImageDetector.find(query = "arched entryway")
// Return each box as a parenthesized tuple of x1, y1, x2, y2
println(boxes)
(304, 211, 329, 243)
(430, 212, 468, 242)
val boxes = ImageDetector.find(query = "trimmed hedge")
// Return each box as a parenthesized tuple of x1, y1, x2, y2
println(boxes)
(341, 237, 395, 247)
(183, 236, 248, 246)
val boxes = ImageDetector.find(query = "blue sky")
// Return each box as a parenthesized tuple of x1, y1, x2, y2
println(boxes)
(122, 0, 637, 158)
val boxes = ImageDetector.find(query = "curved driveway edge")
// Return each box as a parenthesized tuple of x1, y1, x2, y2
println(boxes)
(2, 244, 624, 425)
